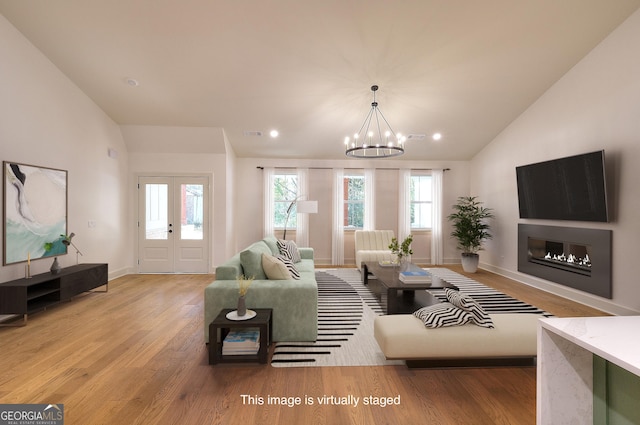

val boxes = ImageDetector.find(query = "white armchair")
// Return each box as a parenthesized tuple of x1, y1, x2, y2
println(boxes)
(354, 230, 395, 270)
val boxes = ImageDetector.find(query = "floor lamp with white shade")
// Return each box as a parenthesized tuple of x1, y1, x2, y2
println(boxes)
(283, 199, 318, 240)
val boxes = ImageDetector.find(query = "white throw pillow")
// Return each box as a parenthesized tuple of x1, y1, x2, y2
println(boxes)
(261, 253, 292, 280)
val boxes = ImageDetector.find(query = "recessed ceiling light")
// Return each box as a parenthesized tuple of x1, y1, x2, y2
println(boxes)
(432, 133, 442, 141)
(270, 130, 279, 138)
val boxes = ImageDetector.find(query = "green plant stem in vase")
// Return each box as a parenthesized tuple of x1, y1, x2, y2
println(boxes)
(236, 275, 254, 316)
(389, 235, 414, 267)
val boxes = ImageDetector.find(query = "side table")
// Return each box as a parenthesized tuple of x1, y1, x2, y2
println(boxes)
(209, 308, 272, 365)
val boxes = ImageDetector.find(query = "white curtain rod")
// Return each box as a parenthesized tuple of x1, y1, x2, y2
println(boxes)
(256, 166, 450, 171)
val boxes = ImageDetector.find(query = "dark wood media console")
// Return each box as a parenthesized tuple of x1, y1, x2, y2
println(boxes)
(0, 263, 108, 325)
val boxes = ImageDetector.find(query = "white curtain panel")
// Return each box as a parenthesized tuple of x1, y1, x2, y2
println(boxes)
(263, 167, 275, 238)
(364, 168, 375, 230)
(332, 168, 345, 265)
(431, 169, 444, 265)
(397, 169, 411, 241)
(296, 168, 310, 247)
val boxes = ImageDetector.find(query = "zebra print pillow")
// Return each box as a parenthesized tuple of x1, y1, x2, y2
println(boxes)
(277, 255, 301, 280)
(444, 288, 494, 328)
(277, 239, 302, 263)
(413, 302, 473, 328)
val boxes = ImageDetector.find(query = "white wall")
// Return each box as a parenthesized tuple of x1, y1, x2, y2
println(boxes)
(471, 9, 640, 315)
(234, 157, 470, 266)
(224, 133, 238, 260)
(0, 15, 130, 282)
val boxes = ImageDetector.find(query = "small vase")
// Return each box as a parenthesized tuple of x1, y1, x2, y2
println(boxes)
(50, 257, 61, 274)
(400, 255, 411, 272)
(237, 295, 247, 316)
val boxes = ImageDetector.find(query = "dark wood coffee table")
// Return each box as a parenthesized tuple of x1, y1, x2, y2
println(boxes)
(362, 262, 457, 314)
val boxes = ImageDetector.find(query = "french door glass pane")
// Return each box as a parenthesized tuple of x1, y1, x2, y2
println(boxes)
(181, 184, 204, 240)
(146, 184, 168, 239)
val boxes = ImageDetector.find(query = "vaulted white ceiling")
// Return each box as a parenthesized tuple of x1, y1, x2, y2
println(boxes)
(2, 0, 639, 160)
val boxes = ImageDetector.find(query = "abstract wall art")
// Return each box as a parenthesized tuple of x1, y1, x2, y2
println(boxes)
(3, 161, 68, 265)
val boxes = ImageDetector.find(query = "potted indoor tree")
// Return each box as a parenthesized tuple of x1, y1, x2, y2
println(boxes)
(447, 196, 494, 273)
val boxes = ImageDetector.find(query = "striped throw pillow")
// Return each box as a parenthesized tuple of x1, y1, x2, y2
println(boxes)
(445, 288, 494, 328)
(277, 255, 301, 280)
(277, 239, 302, 263)
(413, 302, 473, 328)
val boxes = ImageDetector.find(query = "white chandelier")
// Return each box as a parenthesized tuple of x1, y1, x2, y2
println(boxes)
(344, 85, 405, 158)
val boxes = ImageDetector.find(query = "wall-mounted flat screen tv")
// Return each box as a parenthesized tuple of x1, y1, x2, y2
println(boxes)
(516, 150, 609, 222)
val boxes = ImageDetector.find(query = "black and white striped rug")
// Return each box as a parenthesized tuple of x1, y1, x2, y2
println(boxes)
(427, 268, 552, 316)
(270, 270, 402, 367)
(270, 268, 550, 367)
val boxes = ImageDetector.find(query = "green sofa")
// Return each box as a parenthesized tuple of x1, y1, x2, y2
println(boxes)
(204, 236, 318, 343)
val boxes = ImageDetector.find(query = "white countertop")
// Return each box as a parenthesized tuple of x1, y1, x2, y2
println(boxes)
(540, 316, 640, 376)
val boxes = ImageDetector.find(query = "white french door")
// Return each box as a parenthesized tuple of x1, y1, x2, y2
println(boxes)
(137, 176, 209, 273)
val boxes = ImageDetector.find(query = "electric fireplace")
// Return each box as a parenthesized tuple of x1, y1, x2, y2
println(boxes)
(518, 224, 612, 298)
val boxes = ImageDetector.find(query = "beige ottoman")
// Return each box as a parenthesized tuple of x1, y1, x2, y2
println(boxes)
(374, 313, 540, 367)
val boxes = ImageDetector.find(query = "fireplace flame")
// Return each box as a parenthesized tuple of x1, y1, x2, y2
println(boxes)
(544, 252, 591, 267)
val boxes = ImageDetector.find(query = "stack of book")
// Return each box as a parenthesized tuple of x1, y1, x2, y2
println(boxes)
(399, 269, 431, 284)
(222, 329, 260, 355)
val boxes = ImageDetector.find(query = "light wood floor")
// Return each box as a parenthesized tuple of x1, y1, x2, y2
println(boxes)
(0, 266, 607, 425)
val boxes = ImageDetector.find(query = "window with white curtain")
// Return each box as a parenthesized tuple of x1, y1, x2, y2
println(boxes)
(343, 174, 365, 229)
(273, 173, 298, 229)
(411, 174, 433, 229)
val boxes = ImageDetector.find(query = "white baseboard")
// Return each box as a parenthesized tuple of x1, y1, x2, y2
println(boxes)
(480, 262, 639, 316)
(108, 266, 134, 280)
